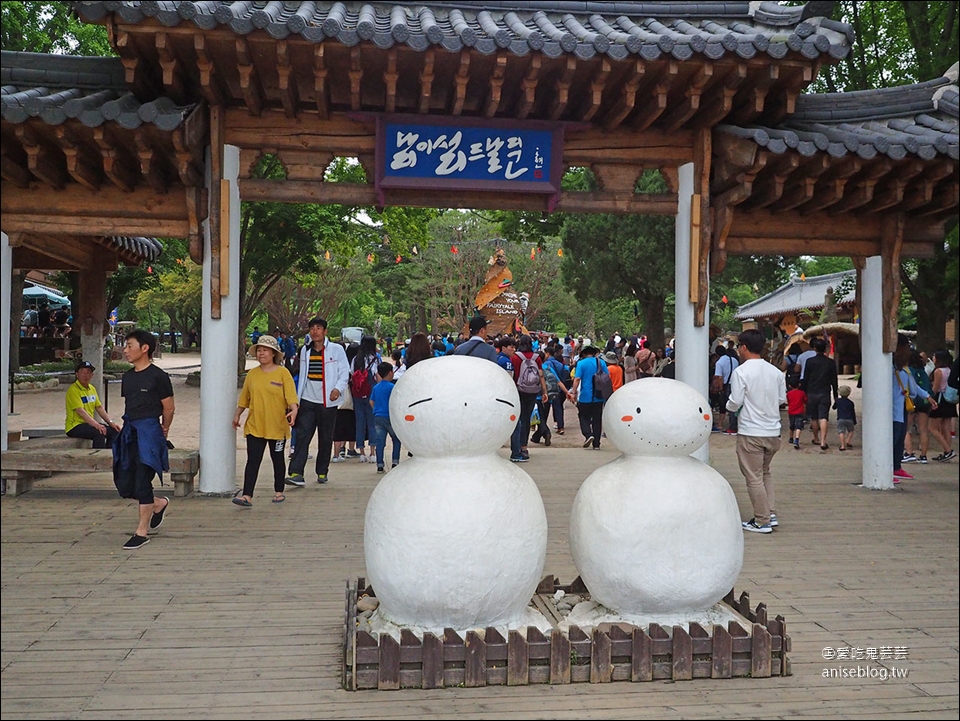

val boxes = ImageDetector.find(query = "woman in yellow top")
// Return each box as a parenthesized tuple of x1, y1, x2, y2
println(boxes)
(232, 335, 299, 506)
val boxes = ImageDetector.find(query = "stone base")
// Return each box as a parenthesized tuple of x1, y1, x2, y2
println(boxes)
(342, 575, 791, 691)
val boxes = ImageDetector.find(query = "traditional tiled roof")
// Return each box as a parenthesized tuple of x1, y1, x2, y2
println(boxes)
(74, 1, 852, 62)
(1, 50, 194, 130)
(718, 63, 960, 161)
(735, 270, 856, 320)
(99, 236, 164, 263)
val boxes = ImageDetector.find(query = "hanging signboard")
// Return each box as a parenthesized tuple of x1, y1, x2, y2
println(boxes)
(376, 115, 563, 204)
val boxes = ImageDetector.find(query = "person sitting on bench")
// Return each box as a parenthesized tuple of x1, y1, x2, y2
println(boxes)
(65, 361, 120, 449)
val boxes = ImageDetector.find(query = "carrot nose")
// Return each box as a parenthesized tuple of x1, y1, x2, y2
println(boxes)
(404, 414, 415, 421)
(621, 415, 633, 422)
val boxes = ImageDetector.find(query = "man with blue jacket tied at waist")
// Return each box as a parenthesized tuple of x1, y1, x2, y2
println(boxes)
(285, 317, 349, 486)
(113, 330, 175, 551)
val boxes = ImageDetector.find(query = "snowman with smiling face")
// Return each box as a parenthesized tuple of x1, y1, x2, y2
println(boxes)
(364, 355, 548, 631)
(569, 377, 743, 617)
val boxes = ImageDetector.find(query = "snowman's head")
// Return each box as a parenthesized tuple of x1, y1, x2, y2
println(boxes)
(602, 377, 712, 456)
(390, 355, 521, 457)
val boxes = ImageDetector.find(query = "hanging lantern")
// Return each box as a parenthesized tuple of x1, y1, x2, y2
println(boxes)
(367, 253, 374, 263)
(395, 255, 402, 264)
(557, 248, 563, 257)
(530, 248, 536, 259)
(147, 266, 153, 274)
(324, 250, 331, 260)
(451, 245, 458, 254)
(721, 294, 728, 304)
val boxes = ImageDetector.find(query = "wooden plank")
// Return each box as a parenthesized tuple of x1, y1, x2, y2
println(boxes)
(421, 633, 442, 689)
(672, 625, 693, 681)
(712, 624, 733, 678)
(549, 629, 570, 684)
(589, 628, 612, 683)
(632, 626, 652, 682)
(464, 631, 485, 688)
(378, 633, 400, 690)
(752, 624, 773, 678)
(507, 631, 528, 686)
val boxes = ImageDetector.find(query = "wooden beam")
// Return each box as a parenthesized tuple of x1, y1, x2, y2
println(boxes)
(661, 64, 713, 132)
(224, 110, 376, 154)
(711, 203, 735, 275)
(314, 44, 329, 119)
(155, 33, 185, 100)
(914, 179, 958, 218)
(134, 130, 169, 193)
(238, 177, 677, 214)
(863, 160, 923, 213)
(0, 135, 31, 187)
(349, 46, 363, 112)
(484, 52, 508, 118)
(18, 233, 98, 269)
(880, 214, 903, 353)
(383, 48, 398, 114)
(236, 37, 264, 116)
(750, 155, 800, 209)
(93, 126, 138, 192)
(728, 65, 778, 124)
(514, 54, 541, 120)
(194, 35, 225, 105)
(632, 63, 678, 130)
(591, 164, 642, 193)
(419, 49, 436, 114)
(54, 126, 102, 191)
(692, 64, 748, 129)
(580, 59, 611, 123)
(16, 126, 67, 189)
(277, 40, 299, 118)
(185, 185, 205, 265)
(209, 104, 224, 318)
(449, 50, 471, 116)
(602, 60, 644, 131)
(549, 56, 577, 120)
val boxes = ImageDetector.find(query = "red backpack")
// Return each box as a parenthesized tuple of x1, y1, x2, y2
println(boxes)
(350, 358, 376, 398)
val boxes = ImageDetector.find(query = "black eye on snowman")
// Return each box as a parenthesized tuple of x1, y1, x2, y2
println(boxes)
(698, 407, 703, 413)
(635, 407, 642, 414)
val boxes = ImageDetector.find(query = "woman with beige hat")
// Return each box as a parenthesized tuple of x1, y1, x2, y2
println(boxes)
(232, 335, 299, 506)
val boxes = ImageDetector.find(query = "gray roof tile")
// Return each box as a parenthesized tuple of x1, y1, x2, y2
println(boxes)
(736, 270, 856, 320)
(1, 51, 194, 131)
(73, 1, 851, 62)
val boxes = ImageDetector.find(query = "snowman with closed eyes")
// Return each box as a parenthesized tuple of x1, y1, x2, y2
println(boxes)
(569, 377, 743, 618)
(364, 355, 548, 632)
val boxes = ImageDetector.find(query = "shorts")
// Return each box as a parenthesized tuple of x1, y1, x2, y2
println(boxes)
(806, 393, 831, 420)
(788, 414, 805, 431)
(837, 419, 855, 434)
(930, 400, 957, 419)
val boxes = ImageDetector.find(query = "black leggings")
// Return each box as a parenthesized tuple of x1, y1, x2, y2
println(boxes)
(243, 435, 287, 497)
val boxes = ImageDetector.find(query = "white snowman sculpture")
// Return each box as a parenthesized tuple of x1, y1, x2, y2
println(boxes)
(364, 355, 548, 631)
(569, 377, 743, 617)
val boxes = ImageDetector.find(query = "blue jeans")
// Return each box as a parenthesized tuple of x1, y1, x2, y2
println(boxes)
(373, 416, 400, 468)
(355, 399, 375, 450)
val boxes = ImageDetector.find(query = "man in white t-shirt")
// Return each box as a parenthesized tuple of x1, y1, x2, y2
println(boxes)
(727, 329, 786, 534)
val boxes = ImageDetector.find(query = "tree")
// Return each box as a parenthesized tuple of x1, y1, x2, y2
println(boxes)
(560, 171, 675, 349)
(1, 2, 112, 55)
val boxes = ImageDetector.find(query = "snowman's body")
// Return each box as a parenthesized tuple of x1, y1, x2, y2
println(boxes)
(569, 378, 743, 617)
(364, 355, 548, 630)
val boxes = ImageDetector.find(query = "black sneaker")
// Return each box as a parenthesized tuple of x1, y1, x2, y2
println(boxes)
(317, 474, 328, 484)
(122, 534, 150, 550)
(285, 474, 305, 487)
(149, 497, 170, 532)
(941, 450, 957, 462)
(583, 436, 594, 448)
(376, 466, 385, 474)
(741, 518, 772, 534)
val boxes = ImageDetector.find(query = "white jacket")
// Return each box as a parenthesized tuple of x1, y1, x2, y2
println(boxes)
(295, 337, 349, 407)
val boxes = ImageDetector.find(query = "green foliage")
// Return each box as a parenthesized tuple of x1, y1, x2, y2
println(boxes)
(0, 2, 112, 55)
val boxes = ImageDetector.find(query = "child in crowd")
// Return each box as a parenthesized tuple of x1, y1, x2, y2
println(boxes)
(786, 377, 807, 449)
(834, 385, 857, 451)
(369, 362, 401, 473)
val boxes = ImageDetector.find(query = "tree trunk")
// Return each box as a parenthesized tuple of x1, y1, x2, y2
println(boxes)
(638, 296, 667, 352)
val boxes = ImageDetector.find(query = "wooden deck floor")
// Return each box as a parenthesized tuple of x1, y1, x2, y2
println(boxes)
(2, 432, 958, 719)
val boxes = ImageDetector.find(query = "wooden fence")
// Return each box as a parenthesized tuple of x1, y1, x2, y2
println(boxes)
(342, 577, 791, 691)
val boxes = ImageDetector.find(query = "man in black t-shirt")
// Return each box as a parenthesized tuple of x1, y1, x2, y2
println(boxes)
(114, 330, 175, 551)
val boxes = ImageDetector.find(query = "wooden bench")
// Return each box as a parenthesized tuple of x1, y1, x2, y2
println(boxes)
(0, 448, 200, 498)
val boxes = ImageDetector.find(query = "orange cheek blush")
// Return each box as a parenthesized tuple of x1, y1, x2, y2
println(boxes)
(405, 414, 415, 422)
(703, 414, 711, 421)
(621, 415, 633, 422)
(510, 415, 517, 421)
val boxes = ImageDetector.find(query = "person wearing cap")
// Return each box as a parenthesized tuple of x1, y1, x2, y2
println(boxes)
(232, 335, 299, 506)
(65, 361, 120, 449)
(453, 315, 498, 363)
(603, 351, 624, 391)
(285, 317, 350, 486)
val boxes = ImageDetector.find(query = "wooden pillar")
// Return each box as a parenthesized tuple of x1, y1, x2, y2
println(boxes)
(693, 128, 712, 327)
(860, 255, 895, 490)
(77, 266, 107, 396)
(880, 214, 904, 353)
(674, 162, 710, 463)
(1, 232, 11, 450)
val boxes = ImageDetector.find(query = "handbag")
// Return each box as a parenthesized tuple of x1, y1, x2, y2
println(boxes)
(943, 385, 959, 404)
(593, 359, 613, 401)
(895, 371, 915, 413)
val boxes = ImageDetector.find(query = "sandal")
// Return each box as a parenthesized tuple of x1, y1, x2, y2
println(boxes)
(272, 493, 285, 503)
(232, 491, 253, 507)
(820, 444, 829, 450)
